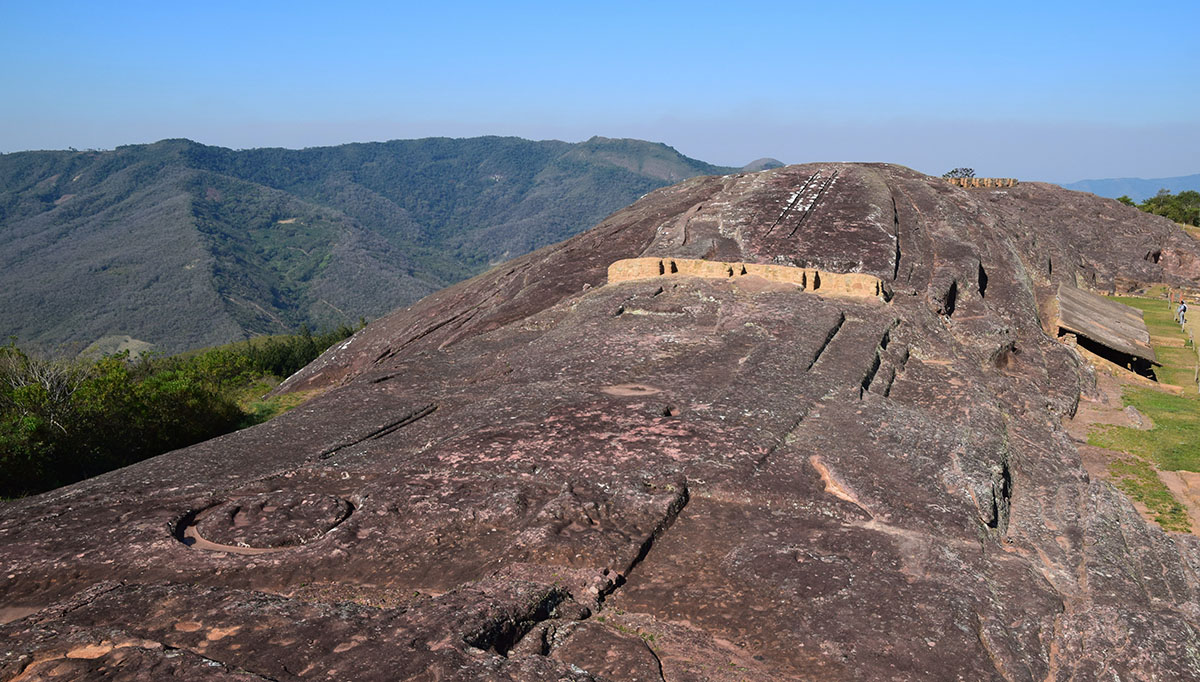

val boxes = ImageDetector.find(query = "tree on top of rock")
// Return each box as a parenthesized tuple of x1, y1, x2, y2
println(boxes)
(942, 168, 975, 179)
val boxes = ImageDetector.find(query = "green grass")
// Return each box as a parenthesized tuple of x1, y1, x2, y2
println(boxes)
(1090, 388, 1200, 472)
(1088, 296, 1200, 532)
(1110, 295, 1197, 387)
(241, 387, 317, 424)
(1106, 455, 1190, 532)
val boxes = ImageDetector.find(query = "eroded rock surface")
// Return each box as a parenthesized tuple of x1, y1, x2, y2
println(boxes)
(4, 164, 1200, 680)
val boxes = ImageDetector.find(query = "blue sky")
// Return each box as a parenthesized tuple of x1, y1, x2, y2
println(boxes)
(1, 1, 1197, 182)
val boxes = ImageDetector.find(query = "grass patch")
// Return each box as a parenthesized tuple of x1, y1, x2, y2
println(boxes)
(1090, 388, 1200, 472)
(1140, 284, 1170, 300)
(1088, 295, 1200, 532)
(242, 388, 319, 424)
(1106, 456, 1190, 532)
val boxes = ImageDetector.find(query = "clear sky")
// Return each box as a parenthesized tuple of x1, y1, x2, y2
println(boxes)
(1, 1, 1197, 183)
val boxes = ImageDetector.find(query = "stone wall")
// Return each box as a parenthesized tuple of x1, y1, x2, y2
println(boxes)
(606, 257, 885, 300)
(945, 177, 1018, 188)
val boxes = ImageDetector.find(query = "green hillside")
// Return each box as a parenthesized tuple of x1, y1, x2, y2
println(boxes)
(0, 136, 734, 353)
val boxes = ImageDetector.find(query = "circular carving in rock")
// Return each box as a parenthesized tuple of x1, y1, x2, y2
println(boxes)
(180, 492, 352, 553)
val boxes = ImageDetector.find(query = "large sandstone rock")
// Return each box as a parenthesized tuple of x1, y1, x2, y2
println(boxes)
(4, 164, 1200, 680)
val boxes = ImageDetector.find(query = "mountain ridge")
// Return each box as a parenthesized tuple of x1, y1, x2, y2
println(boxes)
(1061, 172, 1200, 202)
(0, 136, 736, 353)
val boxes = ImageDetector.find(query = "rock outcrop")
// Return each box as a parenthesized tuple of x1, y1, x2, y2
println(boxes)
(4, 163, 1200, 680)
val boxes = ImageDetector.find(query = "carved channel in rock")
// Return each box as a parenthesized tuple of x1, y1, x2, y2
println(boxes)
(868, 322, 907, 397)
(874, 365, 898, 397)
(891, 195, 902, 281)
(315, 403, 437, 460)
(787, 169, 838, 238)
(174, 492, 355, 554)
(859, 351, 882, 399)
(766, 172, 817, 236)
(600, 383, 662, 397)
(599, 481, 691, 604)
(806, 312, 846, 370)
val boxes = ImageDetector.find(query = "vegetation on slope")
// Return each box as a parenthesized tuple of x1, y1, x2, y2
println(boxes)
(0, 324, 357, 497)
(0, 137, 733, 354)
(1117, 190, 1200, 227)
(1095, 388, 1200, 472)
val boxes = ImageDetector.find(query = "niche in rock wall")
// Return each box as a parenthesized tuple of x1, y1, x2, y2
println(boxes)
(940, 280, 959, 317)
(987, 460, 1012, 533)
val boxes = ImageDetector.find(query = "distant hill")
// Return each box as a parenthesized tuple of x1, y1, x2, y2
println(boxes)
(741, 157, 785, 172)
(1060, 173, 1200, 202)
(0, 136, 735, 353)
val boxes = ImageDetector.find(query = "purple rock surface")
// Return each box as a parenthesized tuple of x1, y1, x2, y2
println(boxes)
(4, 164, 1200, 680)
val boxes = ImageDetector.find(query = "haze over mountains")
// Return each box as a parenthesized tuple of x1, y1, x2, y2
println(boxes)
(0, 136, 753, 354)
(1060, 173, 1200, 202)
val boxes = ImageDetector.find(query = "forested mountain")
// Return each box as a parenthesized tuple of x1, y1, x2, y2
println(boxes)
(0, 136, 734, 353)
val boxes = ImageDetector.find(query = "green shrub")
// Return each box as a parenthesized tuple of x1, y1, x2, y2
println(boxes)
(0, 322, 359, 497)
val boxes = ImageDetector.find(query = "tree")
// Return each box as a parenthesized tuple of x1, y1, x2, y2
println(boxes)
(1117, 195, 1136, 207)
(942, 168, 975, 179)
(1138, 189, 1200, 227)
